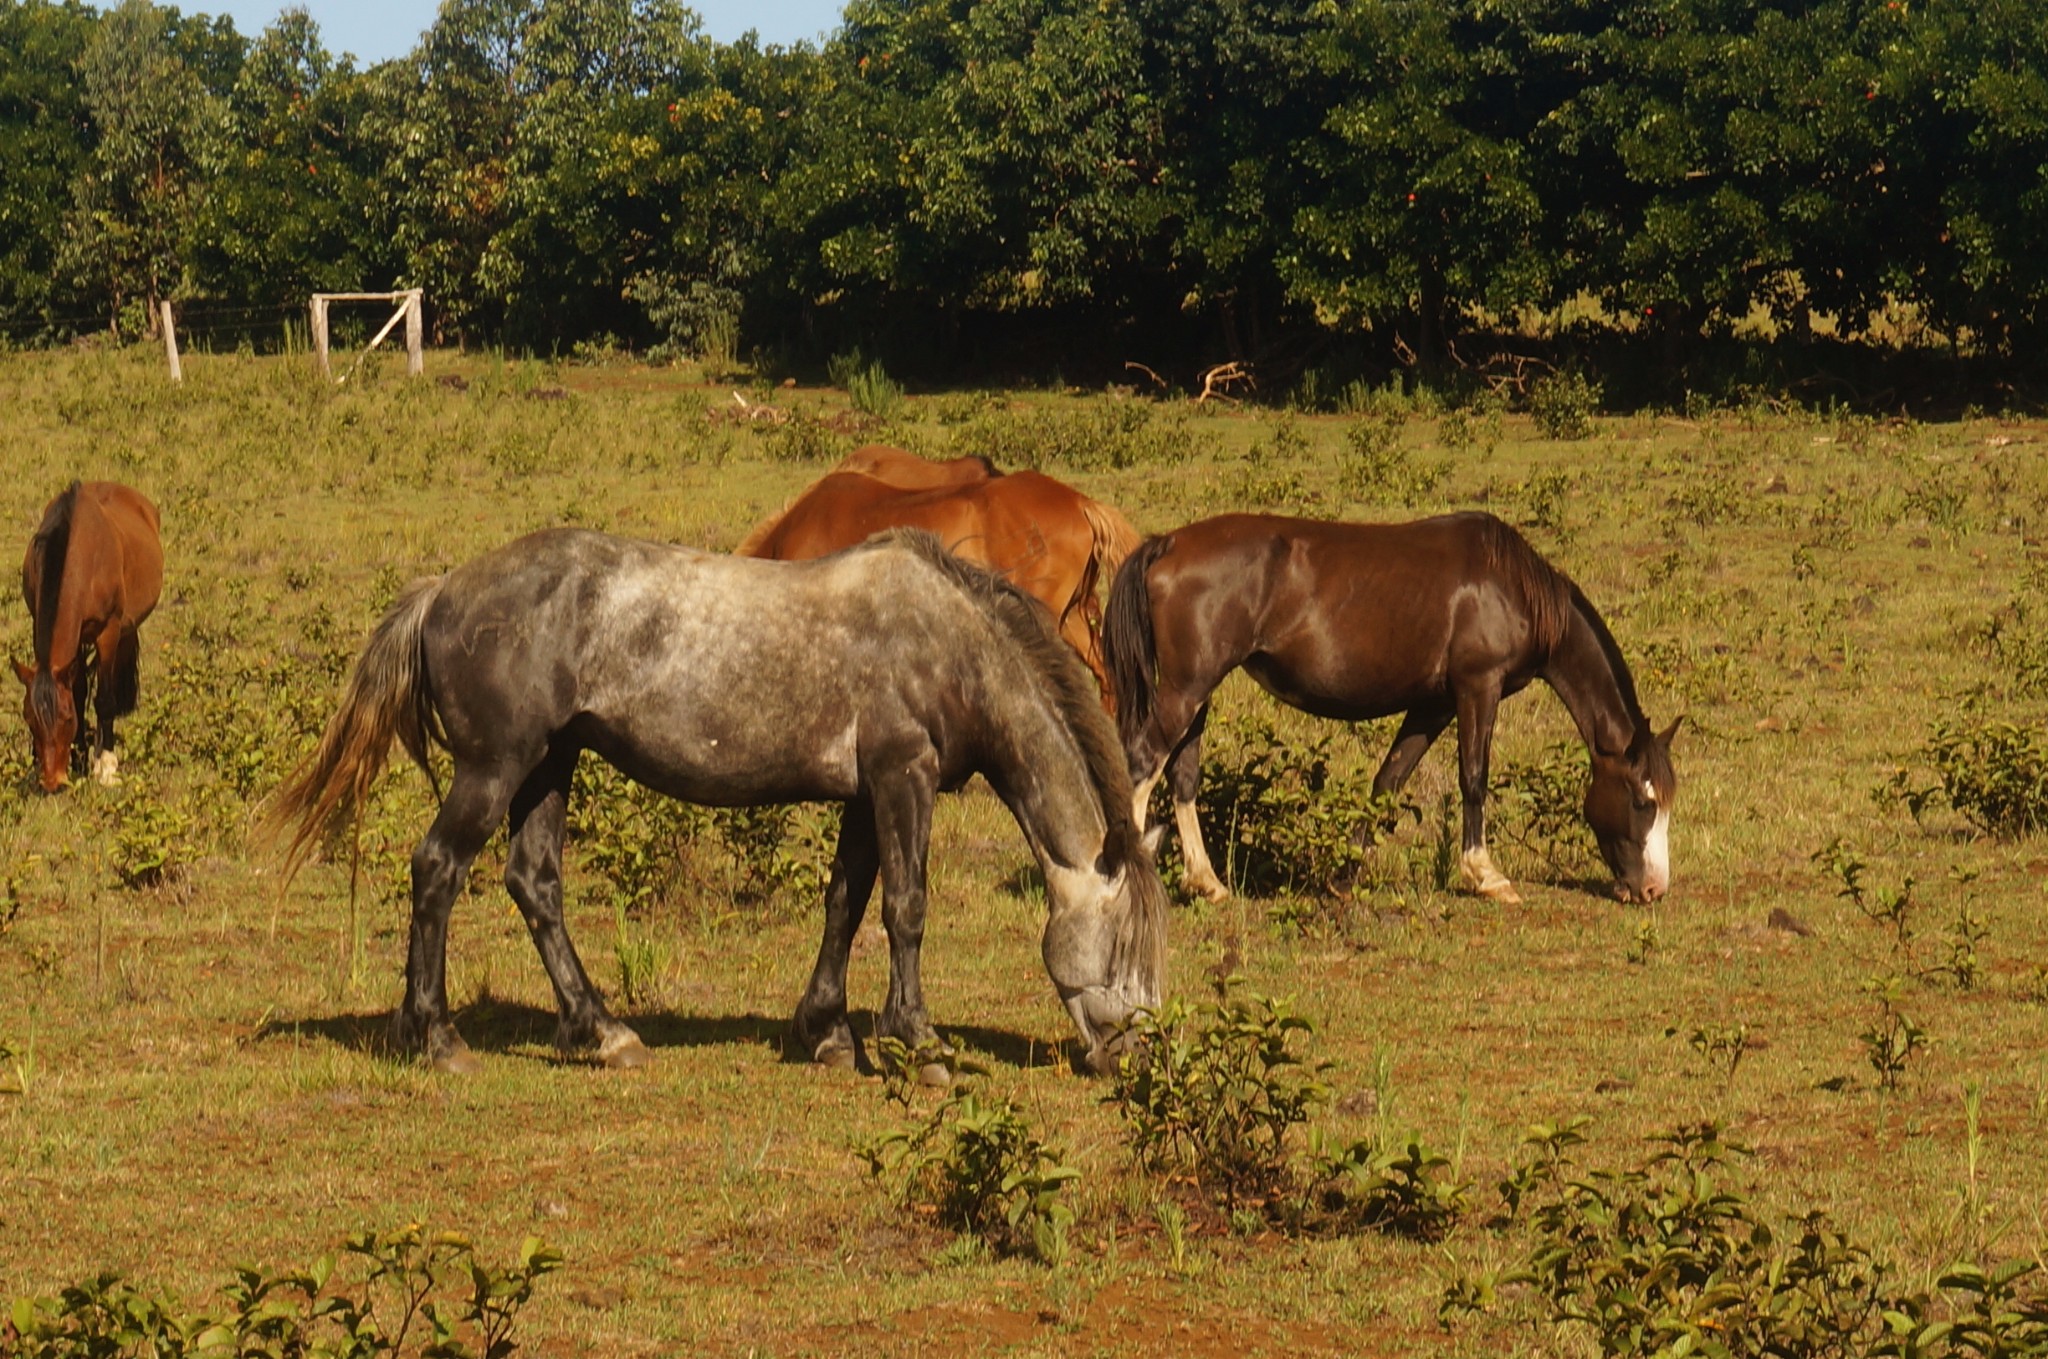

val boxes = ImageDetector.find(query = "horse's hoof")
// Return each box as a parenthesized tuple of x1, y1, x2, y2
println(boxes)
(1188, 873, 1231, 904)
(601, 1038, 654, 1070)
(813, 1041, 859, 1071)
(1484, 882, 1524, 906)
(1082, 1044, 1116, 1076)
(91, 752, 121, 787)
(431, 1046, 482, 1076)
(917, 1061, 954, 1088)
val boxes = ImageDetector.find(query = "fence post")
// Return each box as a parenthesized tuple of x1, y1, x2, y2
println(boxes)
(159, 299, 182, 383)
(311, 296, 330, 378)
(404, 289, 423, 377)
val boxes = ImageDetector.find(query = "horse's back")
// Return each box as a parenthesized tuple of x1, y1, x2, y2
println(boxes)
(1147, 511, 1559, 715)
(834, 445, 997, 491)
(422, 527, 1006, 800)
(83, 482, 164, 619)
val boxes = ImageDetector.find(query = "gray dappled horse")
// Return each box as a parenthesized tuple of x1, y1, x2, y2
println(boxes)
(271, 528, 1168, 1080)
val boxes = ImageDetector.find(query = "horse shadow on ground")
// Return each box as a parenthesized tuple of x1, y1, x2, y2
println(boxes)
(257, 1002, 1067, 1074)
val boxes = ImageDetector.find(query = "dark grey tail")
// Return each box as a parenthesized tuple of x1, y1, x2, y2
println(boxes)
(1103, 535, 1171, 750)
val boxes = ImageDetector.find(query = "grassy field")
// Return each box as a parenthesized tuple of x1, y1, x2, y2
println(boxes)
(2, 344, 2045, 1356)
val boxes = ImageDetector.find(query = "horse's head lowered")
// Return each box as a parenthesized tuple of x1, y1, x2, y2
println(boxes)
(13, 659, 78, 793)
(1583, 717, 1681, 904)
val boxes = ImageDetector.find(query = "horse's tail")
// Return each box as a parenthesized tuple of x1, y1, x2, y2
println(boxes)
(1103, 534, 1172, 750)
(1079, 496, 1143, 591)
(263, 577, 446, 882)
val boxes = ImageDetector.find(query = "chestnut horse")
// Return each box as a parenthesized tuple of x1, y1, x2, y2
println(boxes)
(738, 459, 1140, 700)
(1104, 512, 1678, 906)
(734, 445, 997, 560)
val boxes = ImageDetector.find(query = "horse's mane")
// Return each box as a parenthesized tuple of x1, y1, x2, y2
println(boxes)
(1469, 512, 1573, 662)
(865, 527, 1166, 995)
(25, 482, 80, 725)
(874, 527, 1135, 847)
(1565, 580, 1649, 731)
(1471, 512, 1649, 731)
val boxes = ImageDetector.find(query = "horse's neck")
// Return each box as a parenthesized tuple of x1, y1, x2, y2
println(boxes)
(33, 501, 97, 673)
(1542, 599, 1641, 758)
(980, 684, 1109, 876)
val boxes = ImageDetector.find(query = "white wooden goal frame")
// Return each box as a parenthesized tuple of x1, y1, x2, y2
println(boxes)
(310, 289, 423, 381)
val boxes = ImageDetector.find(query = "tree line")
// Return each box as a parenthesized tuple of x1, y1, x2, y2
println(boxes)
(2, 0, 2043, 397)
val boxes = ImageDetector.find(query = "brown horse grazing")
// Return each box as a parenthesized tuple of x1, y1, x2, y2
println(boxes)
(14, 481, 164, 792)
(835, 444, 999, 491)
(1104, 512, 1678, 906)
(739, 468, 1142, 700)
(732, 446, 996, 556)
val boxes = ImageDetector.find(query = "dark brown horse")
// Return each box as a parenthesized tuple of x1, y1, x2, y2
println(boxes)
(14, 481, 164, 791)
(738, 463, 1141, 700)
(1104, 512, 1677, 905)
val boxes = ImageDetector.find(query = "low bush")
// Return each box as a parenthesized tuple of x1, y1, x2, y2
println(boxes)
(1442, 1120, 2048, 1357)
(5, 1224, 561, 1359)
(1528, 370, 1600, 440)
(1110, 980, 1467, 1238)
(1184, 713, 1404, 899)
(859, 1051, 1080, 1264)
(1886, 716, 2048, 838)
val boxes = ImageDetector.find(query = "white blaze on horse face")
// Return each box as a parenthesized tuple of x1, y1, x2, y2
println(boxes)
(1643, 802, 1671, 900)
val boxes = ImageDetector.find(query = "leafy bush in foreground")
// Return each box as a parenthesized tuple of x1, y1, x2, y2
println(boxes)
(858, 1047, 1080, 1265)
(1110, 980, 1467, 1238)
(1442, 1119, 2048, 1357)
(4, 1224, 561, 1359)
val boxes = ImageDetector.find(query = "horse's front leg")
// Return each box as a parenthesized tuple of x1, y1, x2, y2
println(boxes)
(1454, 685, 1522, 905)
(868, 743, 948, 1085)
(792, 798, 879, 1069)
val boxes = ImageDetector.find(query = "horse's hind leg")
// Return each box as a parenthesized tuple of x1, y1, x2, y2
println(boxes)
(503, 748, 650, 1069)
(88, 622, 139, 786)
(1167, 707, 1229, 903)
(1453, 685, 1521, 905)
(792, 797, 879, 1069)
(398, 761, 523, 1073)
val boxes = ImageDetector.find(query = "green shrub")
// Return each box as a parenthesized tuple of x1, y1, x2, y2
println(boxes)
(1445, 1120, 2048, 1357)
(1489, 742, 1595, 877)
(1346, 415, 1447, 507)
(1528, 370, 1600, 440)
(1919, 717, 2048, 837)
(1184, 713, 1405, 899)
(1110, 981, 1330, 1206)
(6, 1224, 561, 1359)
(1301, 1130, 1468, 1241)
(107, 783, 197, 891)
(859, 1072, 1080, 1264)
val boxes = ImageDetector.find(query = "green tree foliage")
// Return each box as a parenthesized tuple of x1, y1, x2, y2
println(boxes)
(60, 0, 240, 336)
(1, 0, 2045, 374)
(0, 0, 98, 339)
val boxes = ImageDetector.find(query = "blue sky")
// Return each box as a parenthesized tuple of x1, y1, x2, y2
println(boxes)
(199, 0, 849, 64)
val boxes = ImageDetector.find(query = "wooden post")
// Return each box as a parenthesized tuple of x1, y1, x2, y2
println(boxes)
(404, 289, 423, 376)
(311, 296, 330, 378)
(159, 300, 182, 383)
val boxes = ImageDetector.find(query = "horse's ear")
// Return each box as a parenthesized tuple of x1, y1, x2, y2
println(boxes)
(11, 659, 32, 687)
(1656, 715, 1684, 750)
